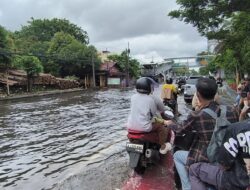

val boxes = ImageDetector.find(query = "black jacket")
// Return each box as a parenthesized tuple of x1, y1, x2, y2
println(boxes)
(218, 120, 250, 190)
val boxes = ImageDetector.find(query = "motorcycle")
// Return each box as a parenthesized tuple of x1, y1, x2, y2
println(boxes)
(126, 110, 175, 174)
(163, 98, 176, 115)
(178, 86, 183, 94)
(177, 79, 186, 95)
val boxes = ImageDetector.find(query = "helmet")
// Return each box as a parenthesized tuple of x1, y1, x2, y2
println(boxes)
(166, 78, 173, 84)
(136, 77, 152, 94)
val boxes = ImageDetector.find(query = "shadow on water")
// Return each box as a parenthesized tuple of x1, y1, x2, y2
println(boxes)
(0, 89, 134, 190)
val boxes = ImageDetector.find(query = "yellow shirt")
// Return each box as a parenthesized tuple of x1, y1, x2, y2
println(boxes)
(161, 84, 177, 100)
(162, 84, 177, 93)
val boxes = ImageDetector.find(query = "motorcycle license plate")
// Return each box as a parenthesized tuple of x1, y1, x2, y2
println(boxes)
(126, 143, 144, 153)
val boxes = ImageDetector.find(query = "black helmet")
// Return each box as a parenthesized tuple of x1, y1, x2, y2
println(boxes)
(136, 77, 152, 94)
(166, 78, 173, 84)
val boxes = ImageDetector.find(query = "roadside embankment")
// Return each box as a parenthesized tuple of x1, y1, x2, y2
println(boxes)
(0, 88, 85, 101)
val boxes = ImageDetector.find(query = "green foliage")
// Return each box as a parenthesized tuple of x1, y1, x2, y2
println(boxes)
(13, 55, 43, 92)
(169, 1, 250, 78)
(0, 25, 14, 65)
(0, 25, 8, 49)
(47, 32, 100, 77)
(15, 18, 88, 44)
(173, 67, 188, 76)
(107, 50, 140, 78)
(13, 55, 43, 76)
(226, 78, 236, 85)
(213, 12, 250, 77)
(189, 69, 199, 75)
(199, 66, 209, 75)
(13, 18, 90, 77)
(168, 0, 250, 37)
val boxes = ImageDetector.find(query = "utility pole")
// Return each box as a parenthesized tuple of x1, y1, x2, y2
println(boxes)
(91, 54, 96, 88)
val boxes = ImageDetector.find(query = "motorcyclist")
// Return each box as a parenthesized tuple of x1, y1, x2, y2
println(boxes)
(127, 77, 172, 154)
(161, 77, 178, 114)
(177, 77, 186, 93)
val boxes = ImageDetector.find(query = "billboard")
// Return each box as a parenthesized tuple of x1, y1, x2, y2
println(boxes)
(108, 78, 120, 85)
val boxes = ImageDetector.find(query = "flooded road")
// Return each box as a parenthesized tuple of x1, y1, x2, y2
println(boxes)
(0, 89, 134, 190)
(0, 86, 232, 190)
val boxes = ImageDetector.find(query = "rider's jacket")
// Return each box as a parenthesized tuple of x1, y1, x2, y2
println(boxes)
(127, 93, 165, 132)
(218, 120, 250, 190)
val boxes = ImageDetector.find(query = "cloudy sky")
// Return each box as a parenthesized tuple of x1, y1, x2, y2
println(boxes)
(0, 0, 207, 64)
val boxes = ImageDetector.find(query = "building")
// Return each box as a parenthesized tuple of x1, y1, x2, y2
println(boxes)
(96, 61, 126, 87)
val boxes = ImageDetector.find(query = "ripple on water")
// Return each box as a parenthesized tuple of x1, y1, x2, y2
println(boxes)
(0, 89, 133, 190)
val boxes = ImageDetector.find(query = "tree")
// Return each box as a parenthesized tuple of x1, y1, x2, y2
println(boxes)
(0, 25, 14, 95)
(13, 56, 43, 92)
(108, 51, 140, 78)
(214, 12, 250, 82)
(199, 61, 217, 75)
(173, 67, 189, 76)
(168, 0, 250, 38)
(47, 32, 100, 78)
(0, 25, 12, 66)
(15, 18, 89, 44)
(13, 18, 90, 76)
(169, 2, 250, 82)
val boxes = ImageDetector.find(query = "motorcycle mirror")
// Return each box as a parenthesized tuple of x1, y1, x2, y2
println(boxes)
(164, 110, 174, 119)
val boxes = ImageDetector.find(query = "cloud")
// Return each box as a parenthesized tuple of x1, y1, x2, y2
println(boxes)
(0, 0, 207, 63)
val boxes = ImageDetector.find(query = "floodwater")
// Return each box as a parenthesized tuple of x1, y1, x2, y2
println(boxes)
(0, 89, 134, 190)
(1, 85, 224, 190)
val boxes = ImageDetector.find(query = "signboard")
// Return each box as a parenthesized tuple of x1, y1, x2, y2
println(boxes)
(108, 78, 120, 85)
(199, 59, 208, 65)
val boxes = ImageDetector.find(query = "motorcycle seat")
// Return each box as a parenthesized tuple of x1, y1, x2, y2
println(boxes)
(127, 129, 159, 144)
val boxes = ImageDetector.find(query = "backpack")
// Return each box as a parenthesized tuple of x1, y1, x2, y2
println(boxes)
(203, 105, 231, 163)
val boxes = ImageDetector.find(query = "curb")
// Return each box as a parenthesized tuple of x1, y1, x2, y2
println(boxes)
(0, 88, 85, 101)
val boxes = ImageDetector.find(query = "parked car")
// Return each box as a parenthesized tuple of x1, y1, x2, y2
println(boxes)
(183, 76, 202, 103)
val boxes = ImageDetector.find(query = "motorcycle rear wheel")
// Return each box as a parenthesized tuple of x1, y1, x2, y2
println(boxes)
(134, 163, 146, 174)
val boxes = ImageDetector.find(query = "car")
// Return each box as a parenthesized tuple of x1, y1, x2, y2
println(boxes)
(183, 76, 202, 103)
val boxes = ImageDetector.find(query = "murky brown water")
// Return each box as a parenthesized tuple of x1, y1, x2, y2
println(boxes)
(0, 89, 133, 190)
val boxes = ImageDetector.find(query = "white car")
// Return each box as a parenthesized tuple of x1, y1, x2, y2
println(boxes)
(183, 76, 202, 103)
